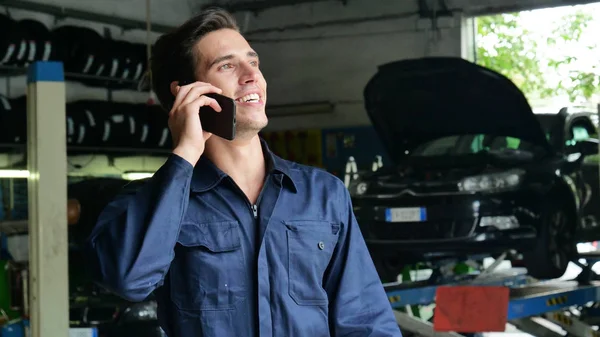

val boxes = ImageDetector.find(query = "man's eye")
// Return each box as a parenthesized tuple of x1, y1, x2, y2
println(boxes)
(219, 64, 233, 70)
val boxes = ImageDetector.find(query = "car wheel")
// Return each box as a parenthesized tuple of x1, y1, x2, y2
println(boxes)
(523, 201, 577, 280)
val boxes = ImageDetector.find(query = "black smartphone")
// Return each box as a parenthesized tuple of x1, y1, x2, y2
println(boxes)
(176, 79, 236, 140)
(200, 92, 236, 141)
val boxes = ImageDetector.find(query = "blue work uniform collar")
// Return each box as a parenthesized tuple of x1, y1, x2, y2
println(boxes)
(190, 137, 297, 193)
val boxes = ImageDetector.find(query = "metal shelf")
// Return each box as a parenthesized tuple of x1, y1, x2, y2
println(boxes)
(0, 143, 171, 156)
(66, 145, 170, 156)
(0, 65, 141, 88)
(0, 220, 28, 234)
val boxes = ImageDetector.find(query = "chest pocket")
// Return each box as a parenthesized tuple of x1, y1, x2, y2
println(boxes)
(285, 220, 339, 306)
(169, 220, 247, 311)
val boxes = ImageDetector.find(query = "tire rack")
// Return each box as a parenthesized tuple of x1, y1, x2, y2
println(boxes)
(13, 61, 97, 337)
(387, 252, 600, 337)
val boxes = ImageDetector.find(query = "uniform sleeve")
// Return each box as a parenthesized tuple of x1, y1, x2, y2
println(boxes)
(324, 182, 403, 336)
(85, 154, 194, 302)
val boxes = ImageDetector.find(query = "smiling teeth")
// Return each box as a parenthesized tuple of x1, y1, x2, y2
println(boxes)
(238, 93, 260, 103)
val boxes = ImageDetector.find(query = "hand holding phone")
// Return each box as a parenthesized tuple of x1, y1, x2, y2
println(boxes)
(199, 93, 236, 141)
(174, 79, 236, 141)
(169, 81, 226, 165)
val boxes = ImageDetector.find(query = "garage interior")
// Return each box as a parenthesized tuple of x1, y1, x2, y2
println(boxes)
(0, 0, 599, 336)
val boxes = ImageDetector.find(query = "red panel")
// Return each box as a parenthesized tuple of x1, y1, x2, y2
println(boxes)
(433, 286, 509, 332)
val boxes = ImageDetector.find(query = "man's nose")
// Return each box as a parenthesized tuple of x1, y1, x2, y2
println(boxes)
(239, 64, 260, 84)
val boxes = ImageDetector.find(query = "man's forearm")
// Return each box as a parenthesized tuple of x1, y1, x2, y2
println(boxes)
(86, 154, 194, 301)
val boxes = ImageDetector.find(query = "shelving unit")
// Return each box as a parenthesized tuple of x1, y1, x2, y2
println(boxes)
(0, 220, 27, 234)
(0, 143, 171, 156)
(0, 1, 168, 335)
(0, 65, 141, 88)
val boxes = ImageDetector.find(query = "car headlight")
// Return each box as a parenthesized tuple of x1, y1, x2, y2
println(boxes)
(121, 301, 157, 322)
(348, 180, 369, 196)
(458, 169, 524, 192)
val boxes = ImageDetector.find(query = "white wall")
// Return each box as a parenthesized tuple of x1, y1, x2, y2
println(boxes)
(237, 0, 599, 130)
(242, 0, 465, 131)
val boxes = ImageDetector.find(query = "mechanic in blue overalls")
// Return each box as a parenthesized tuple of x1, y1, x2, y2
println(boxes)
(85, 7, 401, 337)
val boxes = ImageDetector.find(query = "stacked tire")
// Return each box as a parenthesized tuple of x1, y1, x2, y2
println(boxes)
(0, 14, 150, 89)
(66, 100, 172, 150)
(0, 15, 54, 67)
(0, 95, 27, 144)
(0, 96, 171, 151)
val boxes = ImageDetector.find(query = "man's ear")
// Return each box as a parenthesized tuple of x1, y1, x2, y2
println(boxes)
(170, 81, 179, 96)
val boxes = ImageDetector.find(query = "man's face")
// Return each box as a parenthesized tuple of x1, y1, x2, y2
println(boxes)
(195, 28, 268, 137)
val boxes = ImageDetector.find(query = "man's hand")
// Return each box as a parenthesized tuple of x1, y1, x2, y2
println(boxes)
(169, 81, 223, 165)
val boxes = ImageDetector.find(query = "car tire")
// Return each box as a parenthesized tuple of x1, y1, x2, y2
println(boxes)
(522, 199, 577, 280)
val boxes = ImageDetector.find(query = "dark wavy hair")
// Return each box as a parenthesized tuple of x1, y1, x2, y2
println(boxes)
(150, 8, 239, 111)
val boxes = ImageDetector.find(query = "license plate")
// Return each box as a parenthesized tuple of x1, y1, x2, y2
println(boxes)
(385, 207, 427, 222)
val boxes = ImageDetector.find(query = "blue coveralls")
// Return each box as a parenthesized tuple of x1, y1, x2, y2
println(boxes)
(86, 139, 402, 337)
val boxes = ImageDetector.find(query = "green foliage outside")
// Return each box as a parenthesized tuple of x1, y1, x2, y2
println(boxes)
(475, 5, 599, 105)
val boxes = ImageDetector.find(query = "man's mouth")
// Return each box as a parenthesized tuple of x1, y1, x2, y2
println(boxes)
(235, 93, 261, 103)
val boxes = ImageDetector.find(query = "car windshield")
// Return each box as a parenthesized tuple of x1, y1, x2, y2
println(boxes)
(410, 134, 543, 157)
(409, 114, 565, 157)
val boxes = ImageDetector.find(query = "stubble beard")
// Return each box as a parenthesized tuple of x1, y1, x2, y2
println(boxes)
(234, 116, 268, 140)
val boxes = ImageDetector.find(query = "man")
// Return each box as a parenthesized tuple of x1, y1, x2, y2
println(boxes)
(86, 7, 402, 337)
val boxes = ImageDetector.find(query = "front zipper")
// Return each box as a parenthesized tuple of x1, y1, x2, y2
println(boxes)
(252, 204, 258, 219)
(252, 178, 270, 220)
(227, 176, 268, 220)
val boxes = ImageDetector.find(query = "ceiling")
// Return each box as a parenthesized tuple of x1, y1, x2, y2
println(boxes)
(197, 0, 344, 13)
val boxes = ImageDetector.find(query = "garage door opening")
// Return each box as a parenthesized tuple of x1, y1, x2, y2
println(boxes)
(473, 2, 600, 111)
(472, 1, 600, 278)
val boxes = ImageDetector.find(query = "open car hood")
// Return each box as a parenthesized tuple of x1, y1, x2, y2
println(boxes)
(363, 57, 552, 163)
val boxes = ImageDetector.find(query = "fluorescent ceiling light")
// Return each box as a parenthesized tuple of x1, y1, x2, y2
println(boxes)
(0, 170, 30, 178)
(122, 172, 154, 180)
(0, 170, 155, 180)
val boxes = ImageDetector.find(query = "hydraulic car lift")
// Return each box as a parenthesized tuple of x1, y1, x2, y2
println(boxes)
(386, 251, 600, 337)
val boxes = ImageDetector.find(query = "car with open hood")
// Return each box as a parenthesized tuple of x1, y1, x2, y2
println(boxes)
(351, 57, 600, 281)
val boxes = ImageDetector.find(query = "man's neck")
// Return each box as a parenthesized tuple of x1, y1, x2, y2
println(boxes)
(203, 135, 266, 203)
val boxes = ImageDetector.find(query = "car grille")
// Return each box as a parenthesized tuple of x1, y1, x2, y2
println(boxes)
(353, 195, 478, 241)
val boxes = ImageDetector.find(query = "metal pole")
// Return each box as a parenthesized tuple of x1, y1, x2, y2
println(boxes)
(26, 61, 69, 337)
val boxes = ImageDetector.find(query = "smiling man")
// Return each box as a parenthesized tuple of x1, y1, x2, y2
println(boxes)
(85, 7, 401, 337)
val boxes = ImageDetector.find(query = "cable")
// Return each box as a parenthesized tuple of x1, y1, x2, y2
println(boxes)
(145, 0, 154, 102)
(244, 11, 418, 36)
